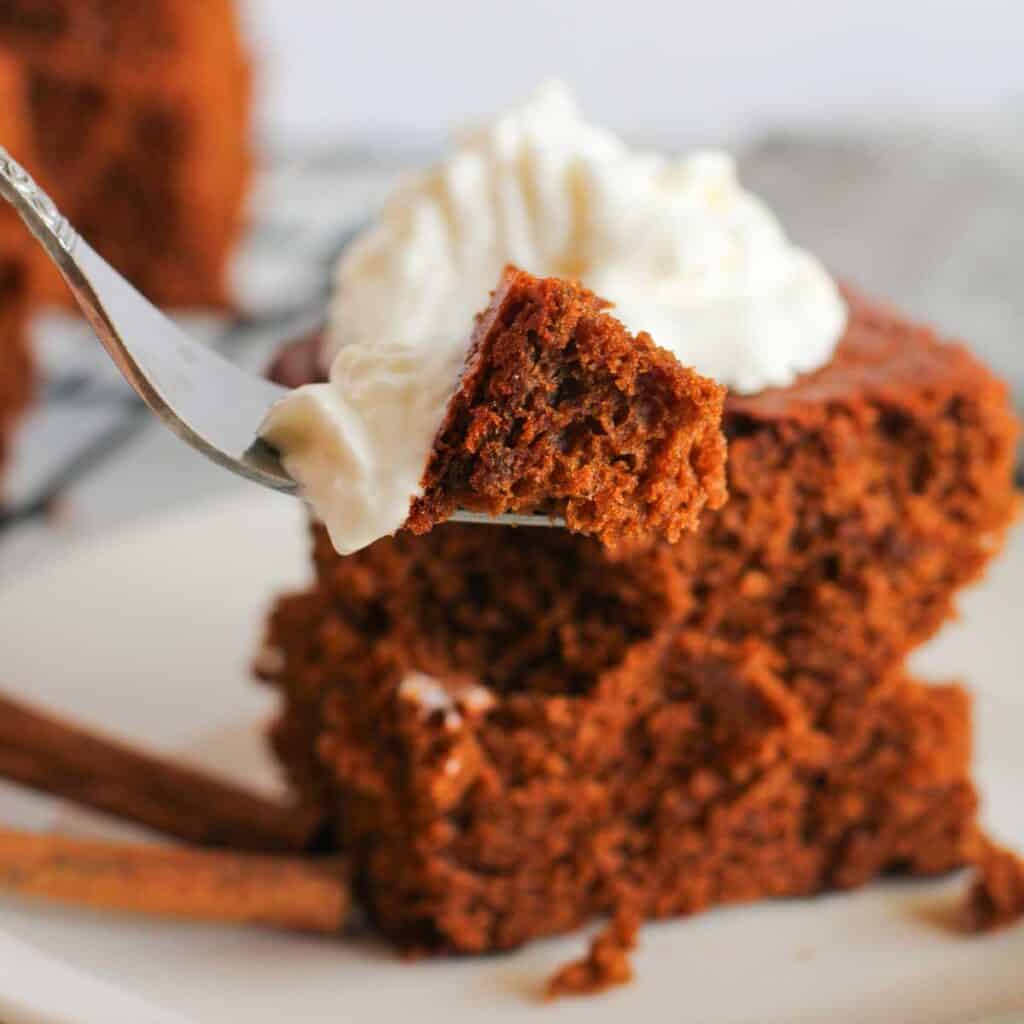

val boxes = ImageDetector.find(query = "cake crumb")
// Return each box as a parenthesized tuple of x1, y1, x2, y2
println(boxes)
(546, 911, 639, 999)
(962, 838, 1024, 933)
(252, 645, 286, 677)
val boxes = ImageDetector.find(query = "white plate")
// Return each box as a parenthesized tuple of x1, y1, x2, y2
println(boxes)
(0, 492, 1022, 1024)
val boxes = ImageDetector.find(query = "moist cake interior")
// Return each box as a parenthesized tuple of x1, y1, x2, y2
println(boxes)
(411, 267, 728, 546)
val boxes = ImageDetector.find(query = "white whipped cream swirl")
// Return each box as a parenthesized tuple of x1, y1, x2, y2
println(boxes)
(262, 82, 847, 555)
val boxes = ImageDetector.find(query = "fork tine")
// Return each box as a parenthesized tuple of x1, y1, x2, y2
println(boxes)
(450, 509, 565, 527)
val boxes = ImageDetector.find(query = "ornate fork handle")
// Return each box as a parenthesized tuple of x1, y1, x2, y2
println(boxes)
(0, 146, 78, 255)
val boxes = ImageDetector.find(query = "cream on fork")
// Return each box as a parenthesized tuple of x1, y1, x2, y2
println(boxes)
(0, 147, 556, 528)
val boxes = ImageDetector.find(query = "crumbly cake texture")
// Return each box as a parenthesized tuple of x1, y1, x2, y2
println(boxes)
(259, 289, 1019, 958)
(962, 839, 1024, 933)
(0, 0, 251, 309)
(0, 56, 38, 481)
(409, 268, 727, 546)
(546, 911, 640, 999)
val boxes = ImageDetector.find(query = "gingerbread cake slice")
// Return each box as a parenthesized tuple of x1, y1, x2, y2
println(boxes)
(408, 268, 728, 546)
(258, 285, 1019, 959)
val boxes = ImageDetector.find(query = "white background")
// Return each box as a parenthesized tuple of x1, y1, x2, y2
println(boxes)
(241, 0, 1024, 149)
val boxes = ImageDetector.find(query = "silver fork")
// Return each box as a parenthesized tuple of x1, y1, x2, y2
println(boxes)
(0, 148, 553, 528)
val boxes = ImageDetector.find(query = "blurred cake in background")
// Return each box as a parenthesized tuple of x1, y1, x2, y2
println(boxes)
(0, 55, 39, 484)
(0, 0, 252, 309)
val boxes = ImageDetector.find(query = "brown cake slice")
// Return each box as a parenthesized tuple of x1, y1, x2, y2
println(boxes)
(0, 0, 251, 309)
(408, 268, 728, 547)
(259, 285, 1018, 958)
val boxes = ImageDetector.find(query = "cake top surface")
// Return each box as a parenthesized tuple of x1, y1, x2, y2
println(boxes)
(728, 287, 1010, 427)
(261, 83, 846, 555)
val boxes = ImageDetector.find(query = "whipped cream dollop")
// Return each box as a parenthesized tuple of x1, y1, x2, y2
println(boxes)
(261, 82, 847, 555)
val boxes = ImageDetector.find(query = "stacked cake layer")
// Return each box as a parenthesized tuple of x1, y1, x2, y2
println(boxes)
(258, 289, 1018, 951)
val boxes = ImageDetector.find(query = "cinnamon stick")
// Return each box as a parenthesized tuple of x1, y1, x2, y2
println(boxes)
(0, 828, 349, 934)
(0, 693, 322, 854)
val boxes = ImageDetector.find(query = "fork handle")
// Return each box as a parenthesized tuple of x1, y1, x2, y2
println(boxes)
(0, 147, 133, 384)
(0, 146, 79, 264)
